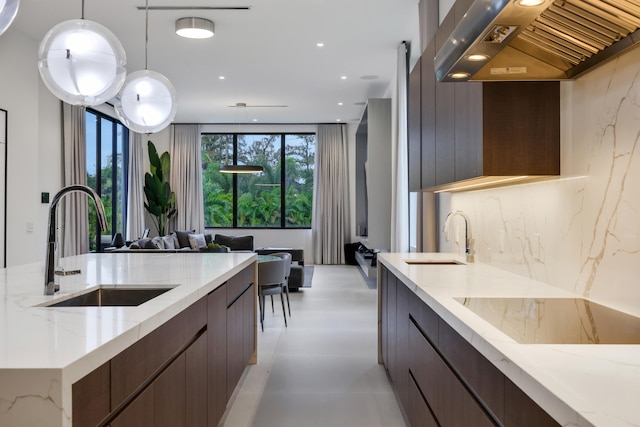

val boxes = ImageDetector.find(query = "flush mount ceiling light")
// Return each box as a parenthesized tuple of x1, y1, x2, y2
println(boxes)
(175, 17, 214, 39)
(0, 0, 20, 36)
(115, 0, 177, 133)
(38, 1, 126, 106)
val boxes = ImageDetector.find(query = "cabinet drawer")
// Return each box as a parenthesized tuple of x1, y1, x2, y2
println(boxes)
(408, 373, 438, 427)
(111, 298, 207, 407)
(504, 378, 560, 427)
(410, 319, 497, 427)
(439, 319, 504, 420)
(408, 291, 438, 343)
(226, 265, 253, 305)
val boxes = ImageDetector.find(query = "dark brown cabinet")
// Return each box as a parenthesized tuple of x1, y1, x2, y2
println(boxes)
(408, 0, 560, 191)
(408, 56, 422, 192)
(72, 264, 256, 427)
(379, 264, 560, 427)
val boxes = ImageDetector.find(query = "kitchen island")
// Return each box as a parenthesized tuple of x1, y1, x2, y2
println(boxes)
(378, 253, 640, 427)
(0, 252, 257, 426)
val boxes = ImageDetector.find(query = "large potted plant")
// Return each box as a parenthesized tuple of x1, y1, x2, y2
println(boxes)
(144, 141, 176, 236)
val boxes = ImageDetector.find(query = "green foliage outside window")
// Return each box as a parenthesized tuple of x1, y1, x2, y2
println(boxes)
(201, 133, 315, 228)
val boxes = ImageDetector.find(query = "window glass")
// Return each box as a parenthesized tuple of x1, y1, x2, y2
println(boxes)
(202, 132, 315, 229)
(201, 134, 233, 227)
(284, 135, 314, 228)
(85, 109, 128, 251)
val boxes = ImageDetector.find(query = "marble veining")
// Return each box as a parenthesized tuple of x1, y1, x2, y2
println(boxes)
(439, 45, 640, 317)
(0, 252, 256, 427)
(379, 253, 640, 427)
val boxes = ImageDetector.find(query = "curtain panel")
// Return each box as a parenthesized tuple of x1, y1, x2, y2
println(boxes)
(127, 132, 145, 240)
(61, 102, 89, 256)
(170, 124, 205, 233)
(391, 41, 410, 252)
(312, 123, 350, 264)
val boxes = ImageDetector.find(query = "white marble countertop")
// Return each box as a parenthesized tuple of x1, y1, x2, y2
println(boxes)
(379, 252, 640, 427)
(0, 252, 256, 427)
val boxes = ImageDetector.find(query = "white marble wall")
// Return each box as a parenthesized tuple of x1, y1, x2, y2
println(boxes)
(439, 46, 640, 316)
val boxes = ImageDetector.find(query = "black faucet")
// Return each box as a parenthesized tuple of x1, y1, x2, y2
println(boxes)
(45, 185, 108, 295)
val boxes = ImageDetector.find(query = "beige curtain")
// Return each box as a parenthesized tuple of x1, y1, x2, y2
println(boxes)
(170, 124, 204, 232)
(61, 102, 89, 256)
(312, 123, 351, 264)
(126, 132, 145, 240)
(391, 41, 410, 252)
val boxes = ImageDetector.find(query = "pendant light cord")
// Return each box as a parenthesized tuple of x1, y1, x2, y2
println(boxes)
(145, 0, 149, 70)
(81, 0, 85, 19)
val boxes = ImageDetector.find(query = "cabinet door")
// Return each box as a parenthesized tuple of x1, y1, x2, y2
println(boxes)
(408, 373, 438, 427)
(186, 332, 208, 426)
(421, 39, 436, 189)
(109, 382, 155, 427)
(454, 81, 483, 181)
(110, 353, 187, 427)
(72, 361, 110, 426)
(504, 378, 560, 427)
(394, 280, 410, 409)
(435, 79, 455, 185)
(208, 285, 227, 426)
(439, 319, 504, 420)
(408, 56, 422, 192)
(243, 283, 256, 363)
(380, 265, 389, 365)
(385, 267, 397, 376)
(154, 352, 187, 427)
(410, 320, 496, 427)
(227, 286, 249, 399)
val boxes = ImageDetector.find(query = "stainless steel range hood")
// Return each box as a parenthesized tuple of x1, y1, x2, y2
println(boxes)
(435, 0, 640, 82)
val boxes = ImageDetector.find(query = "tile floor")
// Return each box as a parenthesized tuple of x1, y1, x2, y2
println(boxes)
(221, 265, 406, 427)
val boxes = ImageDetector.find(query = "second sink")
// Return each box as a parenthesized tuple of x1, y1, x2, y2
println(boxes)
(43, 286, 177, 307)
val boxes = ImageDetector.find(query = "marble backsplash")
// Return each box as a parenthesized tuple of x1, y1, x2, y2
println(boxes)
(438, 45, 640, 316)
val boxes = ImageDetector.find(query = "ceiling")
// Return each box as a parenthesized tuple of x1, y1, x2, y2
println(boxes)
(11, 0, 420, 125)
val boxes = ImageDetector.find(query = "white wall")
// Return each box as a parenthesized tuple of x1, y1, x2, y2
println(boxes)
(437, 46, 640, 316)
(0, 28, 60, 266)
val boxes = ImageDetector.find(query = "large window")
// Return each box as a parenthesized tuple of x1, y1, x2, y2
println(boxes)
(201, 133, 315, 228)
(86, 109, 129, 250)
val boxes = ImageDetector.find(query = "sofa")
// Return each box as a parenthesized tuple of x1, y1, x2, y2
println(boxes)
(111, 231, 254, 253)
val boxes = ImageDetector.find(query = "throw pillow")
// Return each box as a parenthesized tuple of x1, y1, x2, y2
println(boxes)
(188, 233, 207, 249)
(175, 230, 195, 248)
(214, 234, 254, 251)
(151, 236, 165, 249)
(162, 235, 176, 250)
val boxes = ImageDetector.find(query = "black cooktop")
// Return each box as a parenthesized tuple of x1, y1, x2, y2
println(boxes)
(456, 297, 640, 344)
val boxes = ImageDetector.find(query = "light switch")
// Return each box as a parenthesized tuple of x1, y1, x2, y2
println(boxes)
(26, 222, 34, 233)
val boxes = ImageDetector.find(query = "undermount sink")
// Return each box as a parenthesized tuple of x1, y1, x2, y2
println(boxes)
(456, 297, 640, 344)
(404, 259, 464, 265)
(41, 286, 177, 307)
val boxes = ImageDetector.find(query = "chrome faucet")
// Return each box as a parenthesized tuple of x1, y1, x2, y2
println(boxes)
(45, 185, 108, 295)
(443, 210, 474, 263)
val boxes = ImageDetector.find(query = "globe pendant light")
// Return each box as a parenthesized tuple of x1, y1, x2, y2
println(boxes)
(37, 2, 126, 106)
(0, 0, 20, 37)
(115, 0, 176, 134)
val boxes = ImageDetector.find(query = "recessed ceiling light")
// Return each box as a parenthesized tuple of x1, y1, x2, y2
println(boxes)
(317, 42, 324, 47)
(252, 118, 258, 122)
(338, 102, 343, 106)
(354, 101, 366, 106)
(336, 119, 341, 122)
(219, 76, 225, 80)
(341, 76, 347, 80)
(175, 17, 215, 39)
